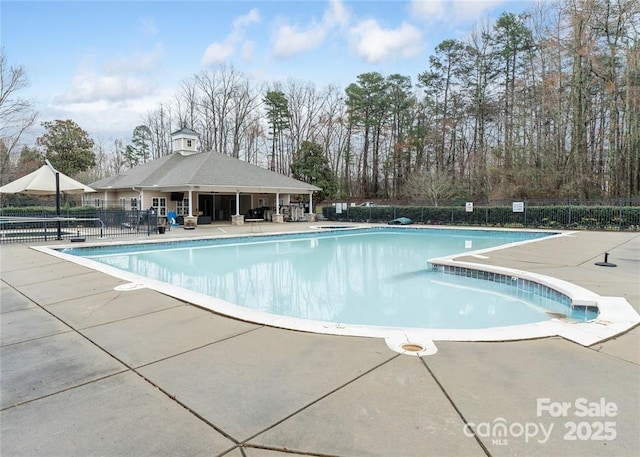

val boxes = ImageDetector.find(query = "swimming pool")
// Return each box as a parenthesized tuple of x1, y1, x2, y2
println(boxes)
(41, 226, 639, 351)
(58, 227, 575, 321)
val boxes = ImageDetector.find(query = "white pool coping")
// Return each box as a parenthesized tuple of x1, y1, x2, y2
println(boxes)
(34, 227, 640, 351)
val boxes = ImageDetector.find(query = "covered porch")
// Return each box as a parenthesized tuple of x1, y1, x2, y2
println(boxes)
(160, 186, 318, 228)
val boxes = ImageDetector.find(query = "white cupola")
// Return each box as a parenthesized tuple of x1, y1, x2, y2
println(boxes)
(171, 127, 199, 155)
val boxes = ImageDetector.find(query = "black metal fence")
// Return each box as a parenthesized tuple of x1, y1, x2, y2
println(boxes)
(324, 198, 640, 231)
(0, 208, 159, 244)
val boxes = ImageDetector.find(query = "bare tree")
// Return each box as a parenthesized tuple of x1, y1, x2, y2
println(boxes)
(144, 104, 173, 158)
(0, 48, 38, 185)
(405, 169, 460, 206)
(129, 0, 639, 200)
(316, 84, 350, 194)
(175, 75, 198, 131)
(229, 73, 262, 159)
(284, 79, 324, 157)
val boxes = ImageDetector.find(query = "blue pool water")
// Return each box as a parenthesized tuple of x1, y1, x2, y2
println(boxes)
(61, 228, 597, 329)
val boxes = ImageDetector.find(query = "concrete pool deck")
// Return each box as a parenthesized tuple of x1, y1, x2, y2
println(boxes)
(1, 223, 638, 456)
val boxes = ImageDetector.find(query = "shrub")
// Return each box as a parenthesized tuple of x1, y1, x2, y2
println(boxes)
(322, 204, 640, 231)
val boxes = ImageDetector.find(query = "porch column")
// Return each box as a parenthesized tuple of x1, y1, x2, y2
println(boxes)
(305, 191, 316, 222)
(231, 190, 244, 225)
(182, 189, 198, 229)
(272, 191, 284, 223)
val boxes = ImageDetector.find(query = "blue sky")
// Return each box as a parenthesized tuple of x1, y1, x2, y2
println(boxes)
(3, 0, 535, 144)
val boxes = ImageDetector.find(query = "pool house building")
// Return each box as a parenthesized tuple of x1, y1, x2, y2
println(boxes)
(89, 128, 321, 226)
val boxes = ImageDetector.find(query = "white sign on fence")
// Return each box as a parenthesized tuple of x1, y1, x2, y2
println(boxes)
(335, 203, 342, 214)
(512, 201, 525, 213)
(466, 202, 474, 212)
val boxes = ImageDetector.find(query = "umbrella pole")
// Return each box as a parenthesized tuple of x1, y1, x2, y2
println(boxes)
(45, 160, 62, 240)
(55, 171, 61, 240)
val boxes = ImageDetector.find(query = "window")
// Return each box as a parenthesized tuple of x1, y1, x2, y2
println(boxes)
(119, 198, 126, 209)
(93, 198, 100, 207)
(130, 198, 138, 209)
(152, 197, 167, 216)
(176, 198, 190, 216)
(186, 139, 193, 148)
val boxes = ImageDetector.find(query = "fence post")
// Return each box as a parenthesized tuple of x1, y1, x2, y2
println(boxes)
(619, 198, 623, 230)
(485, 199, 489, 226)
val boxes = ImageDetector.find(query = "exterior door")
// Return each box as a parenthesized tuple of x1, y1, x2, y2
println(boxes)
(198, 194, 213, 218)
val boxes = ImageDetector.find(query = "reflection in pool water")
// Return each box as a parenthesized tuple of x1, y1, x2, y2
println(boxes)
(64, 228, 596, 330)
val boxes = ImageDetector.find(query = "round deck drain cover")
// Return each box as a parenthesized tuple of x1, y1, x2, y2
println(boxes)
(385, 334, 438, 356)
(401, 343, 425, 352)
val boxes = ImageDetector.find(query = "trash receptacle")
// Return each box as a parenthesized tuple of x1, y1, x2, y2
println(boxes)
(158, 226, 166, 234)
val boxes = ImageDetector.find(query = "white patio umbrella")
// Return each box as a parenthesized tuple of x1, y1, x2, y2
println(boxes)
(0, 161, 96, 240)
(0, 163, 96, 195)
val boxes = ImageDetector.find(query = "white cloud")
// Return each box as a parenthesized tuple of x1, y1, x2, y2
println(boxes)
(202, 8, 260, 65)
(409, 0, 507, 24)
(349, 19, 422, 63)
(271, 0, 424, 64)
(61, 73, 153, 103)
(272, 23, 327, 58)
(324, 0, 350, 27)
(461, 0, 508, 20)
(233, 7, 260, 29)
(46, 87, 176, 142)
(56, 45, 164, 104)
(270, 0, 350, 58)
(104, 43, 163, 74)
(241, 41, 255, 61)
(410, 0, 446, 21)
(202, 41, 235, 65)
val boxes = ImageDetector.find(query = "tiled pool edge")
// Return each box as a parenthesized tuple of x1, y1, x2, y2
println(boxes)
(427, 256, 640, 346)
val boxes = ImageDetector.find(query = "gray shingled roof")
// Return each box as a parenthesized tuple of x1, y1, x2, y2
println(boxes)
(89, 151, 321, 193)
(171, 127, 198, 136)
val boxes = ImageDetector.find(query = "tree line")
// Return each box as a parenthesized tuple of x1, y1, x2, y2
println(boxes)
(2, 0, 639, 204)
